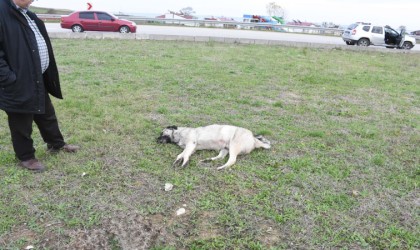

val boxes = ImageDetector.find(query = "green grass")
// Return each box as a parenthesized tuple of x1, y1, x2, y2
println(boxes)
(30, 6, 73, 15)
(0, 39, 419, 249)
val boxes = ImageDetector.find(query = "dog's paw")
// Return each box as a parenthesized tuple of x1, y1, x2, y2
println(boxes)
(180, 161, 189, 168)
(172, 158, 183, 168)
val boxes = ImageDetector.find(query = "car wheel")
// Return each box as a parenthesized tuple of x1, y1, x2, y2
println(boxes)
(357, 38, 370, 46)
(119, 26, 130, 33)
(71, 25, 83, 33)
(401, 42, 413, 50)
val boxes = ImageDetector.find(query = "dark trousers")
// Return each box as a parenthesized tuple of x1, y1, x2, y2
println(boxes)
(6, 94, 65, 161)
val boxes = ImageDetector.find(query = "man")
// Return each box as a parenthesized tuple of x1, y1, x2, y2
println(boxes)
(0, 0, 79, 172)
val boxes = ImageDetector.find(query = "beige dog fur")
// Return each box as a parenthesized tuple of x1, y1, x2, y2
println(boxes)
(157, 124, 271, 170)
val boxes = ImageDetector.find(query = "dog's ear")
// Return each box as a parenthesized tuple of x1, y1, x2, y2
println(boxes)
(166, 125, 178, 130)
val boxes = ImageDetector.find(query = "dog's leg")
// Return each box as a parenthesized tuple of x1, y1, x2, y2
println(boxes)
(172, 154, 184, 168)
(217, 145, 241, 170)
(200, 148, 228, 162)
(173, 152, 190, 168)
(181, 144, 195, 168)
(174, 143, 196, 168)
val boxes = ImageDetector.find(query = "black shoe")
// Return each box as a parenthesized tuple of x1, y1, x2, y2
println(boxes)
(48, 144, 80, 153)
(19, 158, 45, 172)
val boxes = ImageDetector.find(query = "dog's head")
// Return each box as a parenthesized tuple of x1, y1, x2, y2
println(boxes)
(255, 135, 270, 145)
(255, 135, 271, 149)
(157, 126, 178, 144)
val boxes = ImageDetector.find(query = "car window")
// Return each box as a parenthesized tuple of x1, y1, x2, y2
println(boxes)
(347, 23, 358, 30)
(79, 12, 95, 20)
(385, 27, 399, 36)
(362, 26, 370, 32)
(371, 26, 383, 34)
(97, 12, 113, 21)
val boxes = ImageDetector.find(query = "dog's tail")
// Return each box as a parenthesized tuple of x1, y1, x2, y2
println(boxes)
(254, 135, 271, 149)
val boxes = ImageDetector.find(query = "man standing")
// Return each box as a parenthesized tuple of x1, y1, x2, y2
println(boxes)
(0, 0, 79, 172)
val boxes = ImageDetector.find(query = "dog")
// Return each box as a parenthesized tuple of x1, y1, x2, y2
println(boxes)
(157, 124, 271, 170)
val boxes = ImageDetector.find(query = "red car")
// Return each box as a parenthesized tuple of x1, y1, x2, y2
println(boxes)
(60, 11, 137, 33)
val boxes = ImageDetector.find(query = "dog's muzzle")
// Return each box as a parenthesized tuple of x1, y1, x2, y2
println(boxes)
(157, 135, 172, 143)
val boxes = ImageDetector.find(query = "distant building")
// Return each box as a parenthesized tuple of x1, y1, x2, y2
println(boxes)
(243, 14, 279, 24)
(285, 20, 318, 33)
(204, 16, 236, 28)
(156, 11, 196, 26)
(286, 20, 317, 27)
(241, 14, 284, 31)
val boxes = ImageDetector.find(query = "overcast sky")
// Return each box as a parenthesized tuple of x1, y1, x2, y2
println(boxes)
(33, 0, 419, 30)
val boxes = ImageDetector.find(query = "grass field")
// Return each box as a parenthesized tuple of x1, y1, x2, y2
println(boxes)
(0, 39, 419, 249)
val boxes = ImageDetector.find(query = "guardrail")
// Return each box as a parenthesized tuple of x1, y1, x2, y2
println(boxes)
(37, 14, 344, 36)
(38, 14, 62, 20)
(35, 14, 420, 40)
(135, 17, 345, 36)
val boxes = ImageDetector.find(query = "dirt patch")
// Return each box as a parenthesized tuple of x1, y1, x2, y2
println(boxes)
(195, 211, 222, 240)
(0, 224, 37, 247)
(258, 223, 282, 247)
(36, 211, 167, 250)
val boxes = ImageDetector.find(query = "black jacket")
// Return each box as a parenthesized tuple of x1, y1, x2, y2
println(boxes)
(0, 0, 62, 114)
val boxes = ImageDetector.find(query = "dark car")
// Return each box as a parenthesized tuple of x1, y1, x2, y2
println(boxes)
(60, 11, 137, 33)
(410, 30, 420, 36)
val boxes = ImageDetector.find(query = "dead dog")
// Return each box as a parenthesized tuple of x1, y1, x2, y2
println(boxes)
(157, 124, 271, 170)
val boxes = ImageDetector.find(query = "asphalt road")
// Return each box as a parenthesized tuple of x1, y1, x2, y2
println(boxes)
(46, 23, 419, 51)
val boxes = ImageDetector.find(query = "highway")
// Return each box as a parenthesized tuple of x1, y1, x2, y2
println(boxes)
(45, 23, 419, 51)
